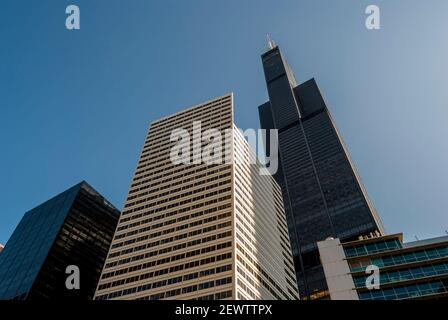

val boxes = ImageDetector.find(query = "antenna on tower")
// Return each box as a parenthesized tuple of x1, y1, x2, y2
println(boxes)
(266, 34, 276, 50)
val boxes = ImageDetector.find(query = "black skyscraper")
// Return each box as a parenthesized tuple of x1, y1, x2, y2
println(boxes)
(0, 181, 119, 300)
(258, 42, 385, 299)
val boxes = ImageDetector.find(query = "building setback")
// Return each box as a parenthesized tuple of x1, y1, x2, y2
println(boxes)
(258, 42, 385, 299)
(94, 93, 299, 300)
(318, 234, 448, 300)
(0, 181, 120, 300)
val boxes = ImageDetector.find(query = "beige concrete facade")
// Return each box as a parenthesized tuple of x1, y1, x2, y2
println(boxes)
(94, 93, 299, 300)
(317, 238, 359, 300)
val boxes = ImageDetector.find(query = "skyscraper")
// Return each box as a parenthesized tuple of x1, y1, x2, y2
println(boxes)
(0, 181, 120, 300)
(258, 43, 385, 299)
(94, 93, 299, 300)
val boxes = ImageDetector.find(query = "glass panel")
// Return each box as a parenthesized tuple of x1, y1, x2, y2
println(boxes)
(418, 283, 432, 296)
(427, 249, 440, 259)
(437, 247, 448, 257)
(404, 253, 417, 263)
(400, 269, 412, 281)
(395, 286, 408, 299)
(382, 256, 393, 266)
(376, 241, 388, 251)
(356, 246, 367, 256)
(410, 267, 424, 278)
(366, 244, 377, 254)
(415, 251, 427, 261)
(392, 255, 405, 265)
(383, 288, 396, 298)
(422, 265, 436, 276)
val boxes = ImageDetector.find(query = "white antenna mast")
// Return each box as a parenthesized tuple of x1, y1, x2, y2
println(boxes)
(266, 34, 276, 50)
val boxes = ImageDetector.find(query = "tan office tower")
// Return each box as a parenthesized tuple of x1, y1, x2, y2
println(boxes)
(94, 93, 299, 300)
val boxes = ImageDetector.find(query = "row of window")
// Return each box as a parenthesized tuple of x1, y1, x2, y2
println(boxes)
(98, 263, 232, 291)
(109, 211, 231, 259)
(138, 116, 232, 170)
(142, 120, 232, 166)
(129, 156, 228, 193)
(137, 290, 233, 301)
(233, 168, 289, 240)
(101, 231, 231, 280)
(105, 221, 232, 269)
(344, 239, 402, 258)
(148, 103, 231, 139)
(236, 246, 295, 300)
(125, 180, 231, 219)
(124, 184, 231, 221)
(237, 277, 259, 300)
(349, 246, 448, 272)
(97, 252, 232, 294)
(134, 139, 231, 188)
(96, 276, 232, 300)
(112, 195, 232, 249)
(235, 218, 296, 287)
(146, 104, 231, 150)
(148, 98, 231, 132)
(234, 181, 283, 232)
(128, 164, 229, 200)
(123, 178, 230, 217)
(138, 118, 232, 174)
(196, 290, 233, 300)
(106, 241, 232, 279)
(115, 201, 231, 242)
(354, 262, 448, 288)
(146, 111, 232, 148)
(358, 280, 448, 300)
(117, 198, 230, 237)
(235, 192, 292, 260)
(125, 170, 230, 205)
(122, 174, 230, 224)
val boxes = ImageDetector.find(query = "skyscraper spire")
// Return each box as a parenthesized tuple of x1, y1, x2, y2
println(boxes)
(266, 34, 276, 51)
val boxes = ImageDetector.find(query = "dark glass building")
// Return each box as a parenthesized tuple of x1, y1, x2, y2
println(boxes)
(258, 43, 385, 299)
(0, 181, 119, 300)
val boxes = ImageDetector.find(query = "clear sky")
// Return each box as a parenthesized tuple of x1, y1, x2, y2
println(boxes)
(1, 0, 447, 244)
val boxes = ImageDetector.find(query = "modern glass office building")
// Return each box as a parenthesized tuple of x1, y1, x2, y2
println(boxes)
(0, 181, 120, 300)
(258, 42, 385, 299)
(94, 93, 299, 300)
(318, 234, 448, 300)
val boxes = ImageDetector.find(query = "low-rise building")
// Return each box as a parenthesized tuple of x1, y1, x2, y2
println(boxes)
(318, 233, 448, 300)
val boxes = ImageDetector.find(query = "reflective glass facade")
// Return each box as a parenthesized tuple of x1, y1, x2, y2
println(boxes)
(353, 262, 448, 288)
(357, 281, 448, 300)
(0, 182, 119, 300)
(344, 239, 402, 258)
(348, 246, 448, 272)
(258, 45, 384, 299)
(319, 234, 448, 300)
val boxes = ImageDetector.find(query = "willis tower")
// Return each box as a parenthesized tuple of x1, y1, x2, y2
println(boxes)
(258, 39, 384, 299)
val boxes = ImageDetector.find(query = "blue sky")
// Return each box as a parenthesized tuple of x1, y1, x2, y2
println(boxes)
(1, 0, 447, 244)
